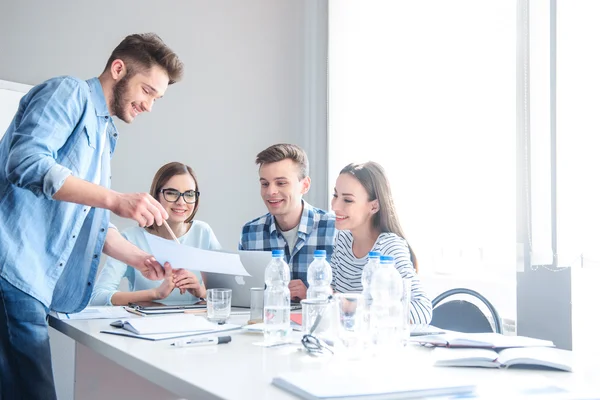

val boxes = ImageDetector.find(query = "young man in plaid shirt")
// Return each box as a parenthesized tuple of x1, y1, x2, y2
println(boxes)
(239, 144, 336, 300)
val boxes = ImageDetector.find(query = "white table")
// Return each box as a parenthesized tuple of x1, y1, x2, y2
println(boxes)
(48, 313, 599, 400)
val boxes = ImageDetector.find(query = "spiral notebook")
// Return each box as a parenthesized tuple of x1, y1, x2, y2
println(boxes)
(100, 315, 241, 341)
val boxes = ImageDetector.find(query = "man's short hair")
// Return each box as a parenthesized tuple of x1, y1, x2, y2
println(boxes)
(255, 143, 309, 179)
(104, 33, 184, 84)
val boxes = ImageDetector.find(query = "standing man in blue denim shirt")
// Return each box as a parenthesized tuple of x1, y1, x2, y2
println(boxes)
(0, 33, 184, 400)
(239, 144, 336, 301)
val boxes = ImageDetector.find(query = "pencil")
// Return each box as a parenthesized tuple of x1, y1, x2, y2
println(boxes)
(125, 307, 145, 317)
(183, 309, 207, 314)
(162, 222, 180, 244)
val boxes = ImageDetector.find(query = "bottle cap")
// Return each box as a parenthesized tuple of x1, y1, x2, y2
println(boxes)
(380, 255, 394, 263)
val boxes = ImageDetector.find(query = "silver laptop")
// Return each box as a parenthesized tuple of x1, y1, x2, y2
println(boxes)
(204, 250, 272, 308)
(204, 250, 303, 310)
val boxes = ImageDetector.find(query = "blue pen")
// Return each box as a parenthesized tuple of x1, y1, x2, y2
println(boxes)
(171, 336, 232, 348)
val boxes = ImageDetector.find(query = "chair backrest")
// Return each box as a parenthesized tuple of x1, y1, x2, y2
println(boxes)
(430, 288, 502, 334)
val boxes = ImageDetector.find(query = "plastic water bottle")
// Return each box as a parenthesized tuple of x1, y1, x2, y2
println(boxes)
(362, 251, 381, 333)
(361, 251, 381, 307)
(263, 249, 291, 343)
(369, 255, 404, 350)
(306, 250, 333, 300)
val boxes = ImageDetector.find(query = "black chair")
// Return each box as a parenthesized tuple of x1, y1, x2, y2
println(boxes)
(430, 288, 503, 334)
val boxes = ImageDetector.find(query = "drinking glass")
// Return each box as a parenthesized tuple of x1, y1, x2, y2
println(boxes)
(206, 288, 232, 323)
(335, 293, 366, 351)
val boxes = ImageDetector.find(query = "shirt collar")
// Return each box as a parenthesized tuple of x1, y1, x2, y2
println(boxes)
(86, 77, 110, 118)
(269, 200, 314, 236)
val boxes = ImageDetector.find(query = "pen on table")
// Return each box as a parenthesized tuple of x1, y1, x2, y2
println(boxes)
(171, 336, 232, 348)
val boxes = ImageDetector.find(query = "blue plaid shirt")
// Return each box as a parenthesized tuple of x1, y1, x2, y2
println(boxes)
(238, 201, 336, 286)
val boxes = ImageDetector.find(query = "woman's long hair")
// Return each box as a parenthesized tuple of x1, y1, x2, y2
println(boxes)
(340, 161, 418, 272)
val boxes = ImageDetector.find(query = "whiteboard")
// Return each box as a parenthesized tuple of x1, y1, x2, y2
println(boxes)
(0, 79, 33, 140)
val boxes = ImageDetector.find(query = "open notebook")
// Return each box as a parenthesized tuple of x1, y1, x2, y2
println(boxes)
(411, 332, 555, 349)
(101, 315, 241, 341)
(272, 370, 476, 400)
(433, 346, 573, 372)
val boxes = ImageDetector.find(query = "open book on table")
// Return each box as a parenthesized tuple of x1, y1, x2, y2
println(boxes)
(411, 332, 555, 349)
(433, 346, 573, 372)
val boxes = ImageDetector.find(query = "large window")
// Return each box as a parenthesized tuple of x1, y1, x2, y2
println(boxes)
(328, 1, 516, 280)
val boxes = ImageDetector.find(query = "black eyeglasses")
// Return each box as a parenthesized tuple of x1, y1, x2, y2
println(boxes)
(301, 295, 334, 355)
(159, 188, 200, 204)
(302, 334, 334, 355)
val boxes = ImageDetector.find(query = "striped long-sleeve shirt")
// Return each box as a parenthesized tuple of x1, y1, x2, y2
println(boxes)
(331, 230, 432, 325)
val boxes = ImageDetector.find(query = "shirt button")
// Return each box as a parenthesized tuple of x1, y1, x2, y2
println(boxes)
(93, 254, 98, 259)
(104, 116, 109, 120)
(83, 209, 87, 212)
(87, 282, 92, 286)
(113, 133, 117, 137)
(100, 228, 105, 232)
(59, 263, 63, 267)
(72, 235, 76, 239)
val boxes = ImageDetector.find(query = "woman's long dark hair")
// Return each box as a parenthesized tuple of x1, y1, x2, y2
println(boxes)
(340, 161, 418, 272)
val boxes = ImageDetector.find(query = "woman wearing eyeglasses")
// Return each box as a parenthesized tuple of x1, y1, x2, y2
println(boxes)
(89, 162, 221, 306)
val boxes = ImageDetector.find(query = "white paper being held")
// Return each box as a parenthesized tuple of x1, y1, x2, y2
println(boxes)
(144, 232, 250, 276)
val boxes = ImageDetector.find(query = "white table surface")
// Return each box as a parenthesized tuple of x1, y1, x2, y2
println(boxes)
(48, 312, 600, 400)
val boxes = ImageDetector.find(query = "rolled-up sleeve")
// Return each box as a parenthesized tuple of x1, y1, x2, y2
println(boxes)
(5, 78, 85, 199)
(89, 255, 130, 306)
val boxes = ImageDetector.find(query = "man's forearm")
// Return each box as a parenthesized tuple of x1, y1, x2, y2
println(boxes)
(102, 227, 147, 266)
(110, 290, 158, 306)
(52, 175, 118, 210)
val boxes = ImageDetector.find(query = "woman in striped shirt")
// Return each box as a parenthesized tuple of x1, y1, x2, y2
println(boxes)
(330, 161, 432, 325)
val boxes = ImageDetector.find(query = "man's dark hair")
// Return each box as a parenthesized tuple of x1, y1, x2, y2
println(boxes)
(104, 33, 183, 84)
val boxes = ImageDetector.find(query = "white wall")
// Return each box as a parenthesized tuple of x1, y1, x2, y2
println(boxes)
(0, 0, 328, 251)
(0, 2, 326, 399)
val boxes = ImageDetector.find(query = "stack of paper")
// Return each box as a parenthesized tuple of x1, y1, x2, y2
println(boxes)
(272, 369, 476, 400)
(56, 306, 131, 320)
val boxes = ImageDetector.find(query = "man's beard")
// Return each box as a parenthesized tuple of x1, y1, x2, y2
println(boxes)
(111, 73, 132, 123)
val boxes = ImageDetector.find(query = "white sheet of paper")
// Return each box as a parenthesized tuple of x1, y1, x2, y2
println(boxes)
(145, 233, 250, 276)
(57, 306, 131, 320)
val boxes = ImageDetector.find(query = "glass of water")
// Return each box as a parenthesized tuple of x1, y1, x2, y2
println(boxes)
(249, 287, 264, 323)
(335, 293, 366, 351)
(206, 288, 232, 323)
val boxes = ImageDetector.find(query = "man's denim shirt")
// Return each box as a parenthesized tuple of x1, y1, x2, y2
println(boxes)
(0, 77, 118, 313)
